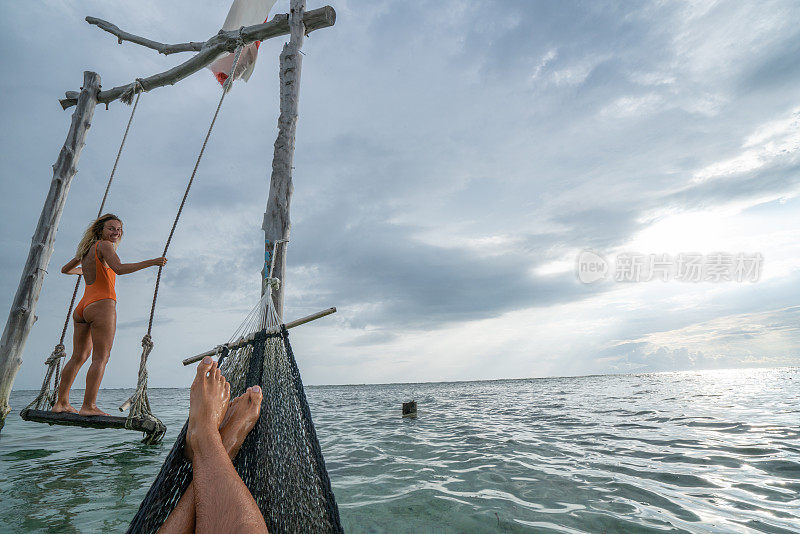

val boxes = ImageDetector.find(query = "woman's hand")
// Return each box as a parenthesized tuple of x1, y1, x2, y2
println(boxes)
(150, 257, 168, 267)
(61, 256, 82, 275)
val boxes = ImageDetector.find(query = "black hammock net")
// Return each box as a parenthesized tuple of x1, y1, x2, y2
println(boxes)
(127, 326, 343, 533)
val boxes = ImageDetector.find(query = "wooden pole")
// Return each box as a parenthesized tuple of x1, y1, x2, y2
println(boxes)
(0, 71, 100, 431)
(181, 307, 337, 366)
(262, 0, 307, 319)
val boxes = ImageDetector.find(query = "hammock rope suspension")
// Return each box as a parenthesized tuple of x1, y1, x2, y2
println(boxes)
(128, 273, 344, 534)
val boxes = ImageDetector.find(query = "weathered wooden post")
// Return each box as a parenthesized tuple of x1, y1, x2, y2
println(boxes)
(262, 0, 307, 319)
(0, 71, 100, 431)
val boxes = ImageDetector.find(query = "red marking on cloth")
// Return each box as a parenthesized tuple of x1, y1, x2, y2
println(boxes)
(214, 16, 271, 85)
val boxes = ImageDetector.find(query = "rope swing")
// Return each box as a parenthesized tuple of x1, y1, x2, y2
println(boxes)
(22, 40, 247, 444)
(24, 79, 144, 414)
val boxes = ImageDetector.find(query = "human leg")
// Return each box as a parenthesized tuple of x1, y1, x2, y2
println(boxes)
(187, 357, 267, 534)
(52, 315, 92, 413)
(158, 385, 263, 534)
(80, 299, 116, 416)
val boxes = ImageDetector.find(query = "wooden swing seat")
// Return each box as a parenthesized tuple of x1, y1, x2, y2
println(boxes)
(20, 408, 165, 436)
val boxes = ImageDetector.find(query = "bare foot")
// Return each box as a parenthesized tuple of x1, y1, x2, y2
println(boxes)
(220, 386, 263, 459)
(52, 402, 78, 414)
(79, 404, 110, 417)
(186, 356, 230, 460)
(185, 385, 262, 462)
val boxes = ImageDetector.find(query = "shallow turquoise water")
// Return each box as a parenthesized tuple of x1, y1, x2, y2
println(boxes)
(1, 368, 799, 533)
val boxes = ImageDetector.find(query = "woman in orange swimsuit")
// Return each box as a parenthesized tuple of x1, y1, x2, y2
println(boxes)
(52, 214, 167, 416)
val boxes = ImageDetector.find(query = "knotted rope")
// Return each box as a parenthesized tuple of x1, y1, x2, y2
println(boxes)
(25, 344, 66, 411)
(26, 79, 145, 413)
(124, 41, 246, 430)
(124, 334, 164, 444)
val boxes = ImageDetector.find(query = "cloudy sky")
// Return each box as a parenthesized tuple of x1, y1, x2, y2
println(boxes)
(2, 0, 799, 392)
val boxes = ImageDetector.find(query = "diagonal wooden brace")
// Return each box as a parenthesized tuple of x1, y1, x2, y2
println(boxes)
(60, 6, 336, 109)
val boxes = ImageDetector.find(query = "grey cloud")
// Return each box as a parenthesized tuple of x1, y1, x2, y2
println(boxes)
(738, 27, 800, 93)
(116, 317, 174, 331)
(285, 207, 599, 330)
(600, 343, 710, 374)
(341, 331, 397, 347)
(615, 275, 800, 345)
(552, 207, 643, 251)
(664, 164, 800, 211)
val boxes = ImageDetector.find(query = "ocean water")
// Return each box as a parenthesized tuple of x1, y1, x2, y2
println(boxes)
(1, 368, 799, 533)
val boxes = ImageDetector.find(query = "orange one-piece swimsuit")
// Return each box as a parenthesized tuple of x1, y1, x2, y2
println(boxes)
(74, 244, 116, 321)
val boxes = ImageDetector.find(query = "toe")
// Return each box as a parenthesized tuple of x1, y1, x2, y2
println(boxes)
(247, 386, 263, 411)
(196, 355, 213, 378)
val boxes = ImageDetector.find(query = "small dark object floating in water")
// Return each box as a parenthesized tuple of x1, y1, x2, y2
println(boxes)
(402, 400, 417, 418)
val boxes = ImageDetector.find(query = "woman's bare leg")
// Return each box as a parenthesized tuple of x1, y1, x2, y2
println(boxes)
(186, 357, 267, 534)
(53, 316, 92, 413)
(158, 385, 263, 534)
(80, 299, 116, 416)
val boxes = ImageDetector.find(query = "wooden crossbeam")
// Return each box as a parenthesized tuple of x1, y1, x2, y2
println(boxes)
(60, 6, 336, 109)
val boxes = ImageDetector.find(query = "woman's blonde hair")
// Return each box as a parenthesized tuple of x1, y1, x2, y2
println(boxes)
(76, 213, 123, 259)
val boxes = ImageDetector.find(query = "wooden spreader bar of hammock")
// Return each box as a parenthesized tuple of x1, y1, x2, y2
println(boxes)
(181, 307, 337, 366)
(19, 408, 166, 436)
(116, 307, 335, 413)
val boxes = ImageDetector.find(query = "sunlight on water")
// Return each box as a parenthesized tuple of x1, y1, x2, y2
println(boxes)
(1, 368, 799, 533)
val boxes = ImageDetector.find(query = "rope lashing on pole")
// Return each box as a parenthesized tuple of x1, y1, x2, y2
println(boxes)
(265, 238, 288, 294)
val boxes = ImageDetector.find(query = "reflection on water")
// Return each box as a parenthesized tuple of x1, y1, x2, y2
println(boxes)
(2, 369, 799, 533)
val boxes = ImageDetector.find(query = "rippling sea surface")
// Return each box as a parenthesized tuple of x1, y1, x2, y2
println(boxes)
(1, 367, 799, 533)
